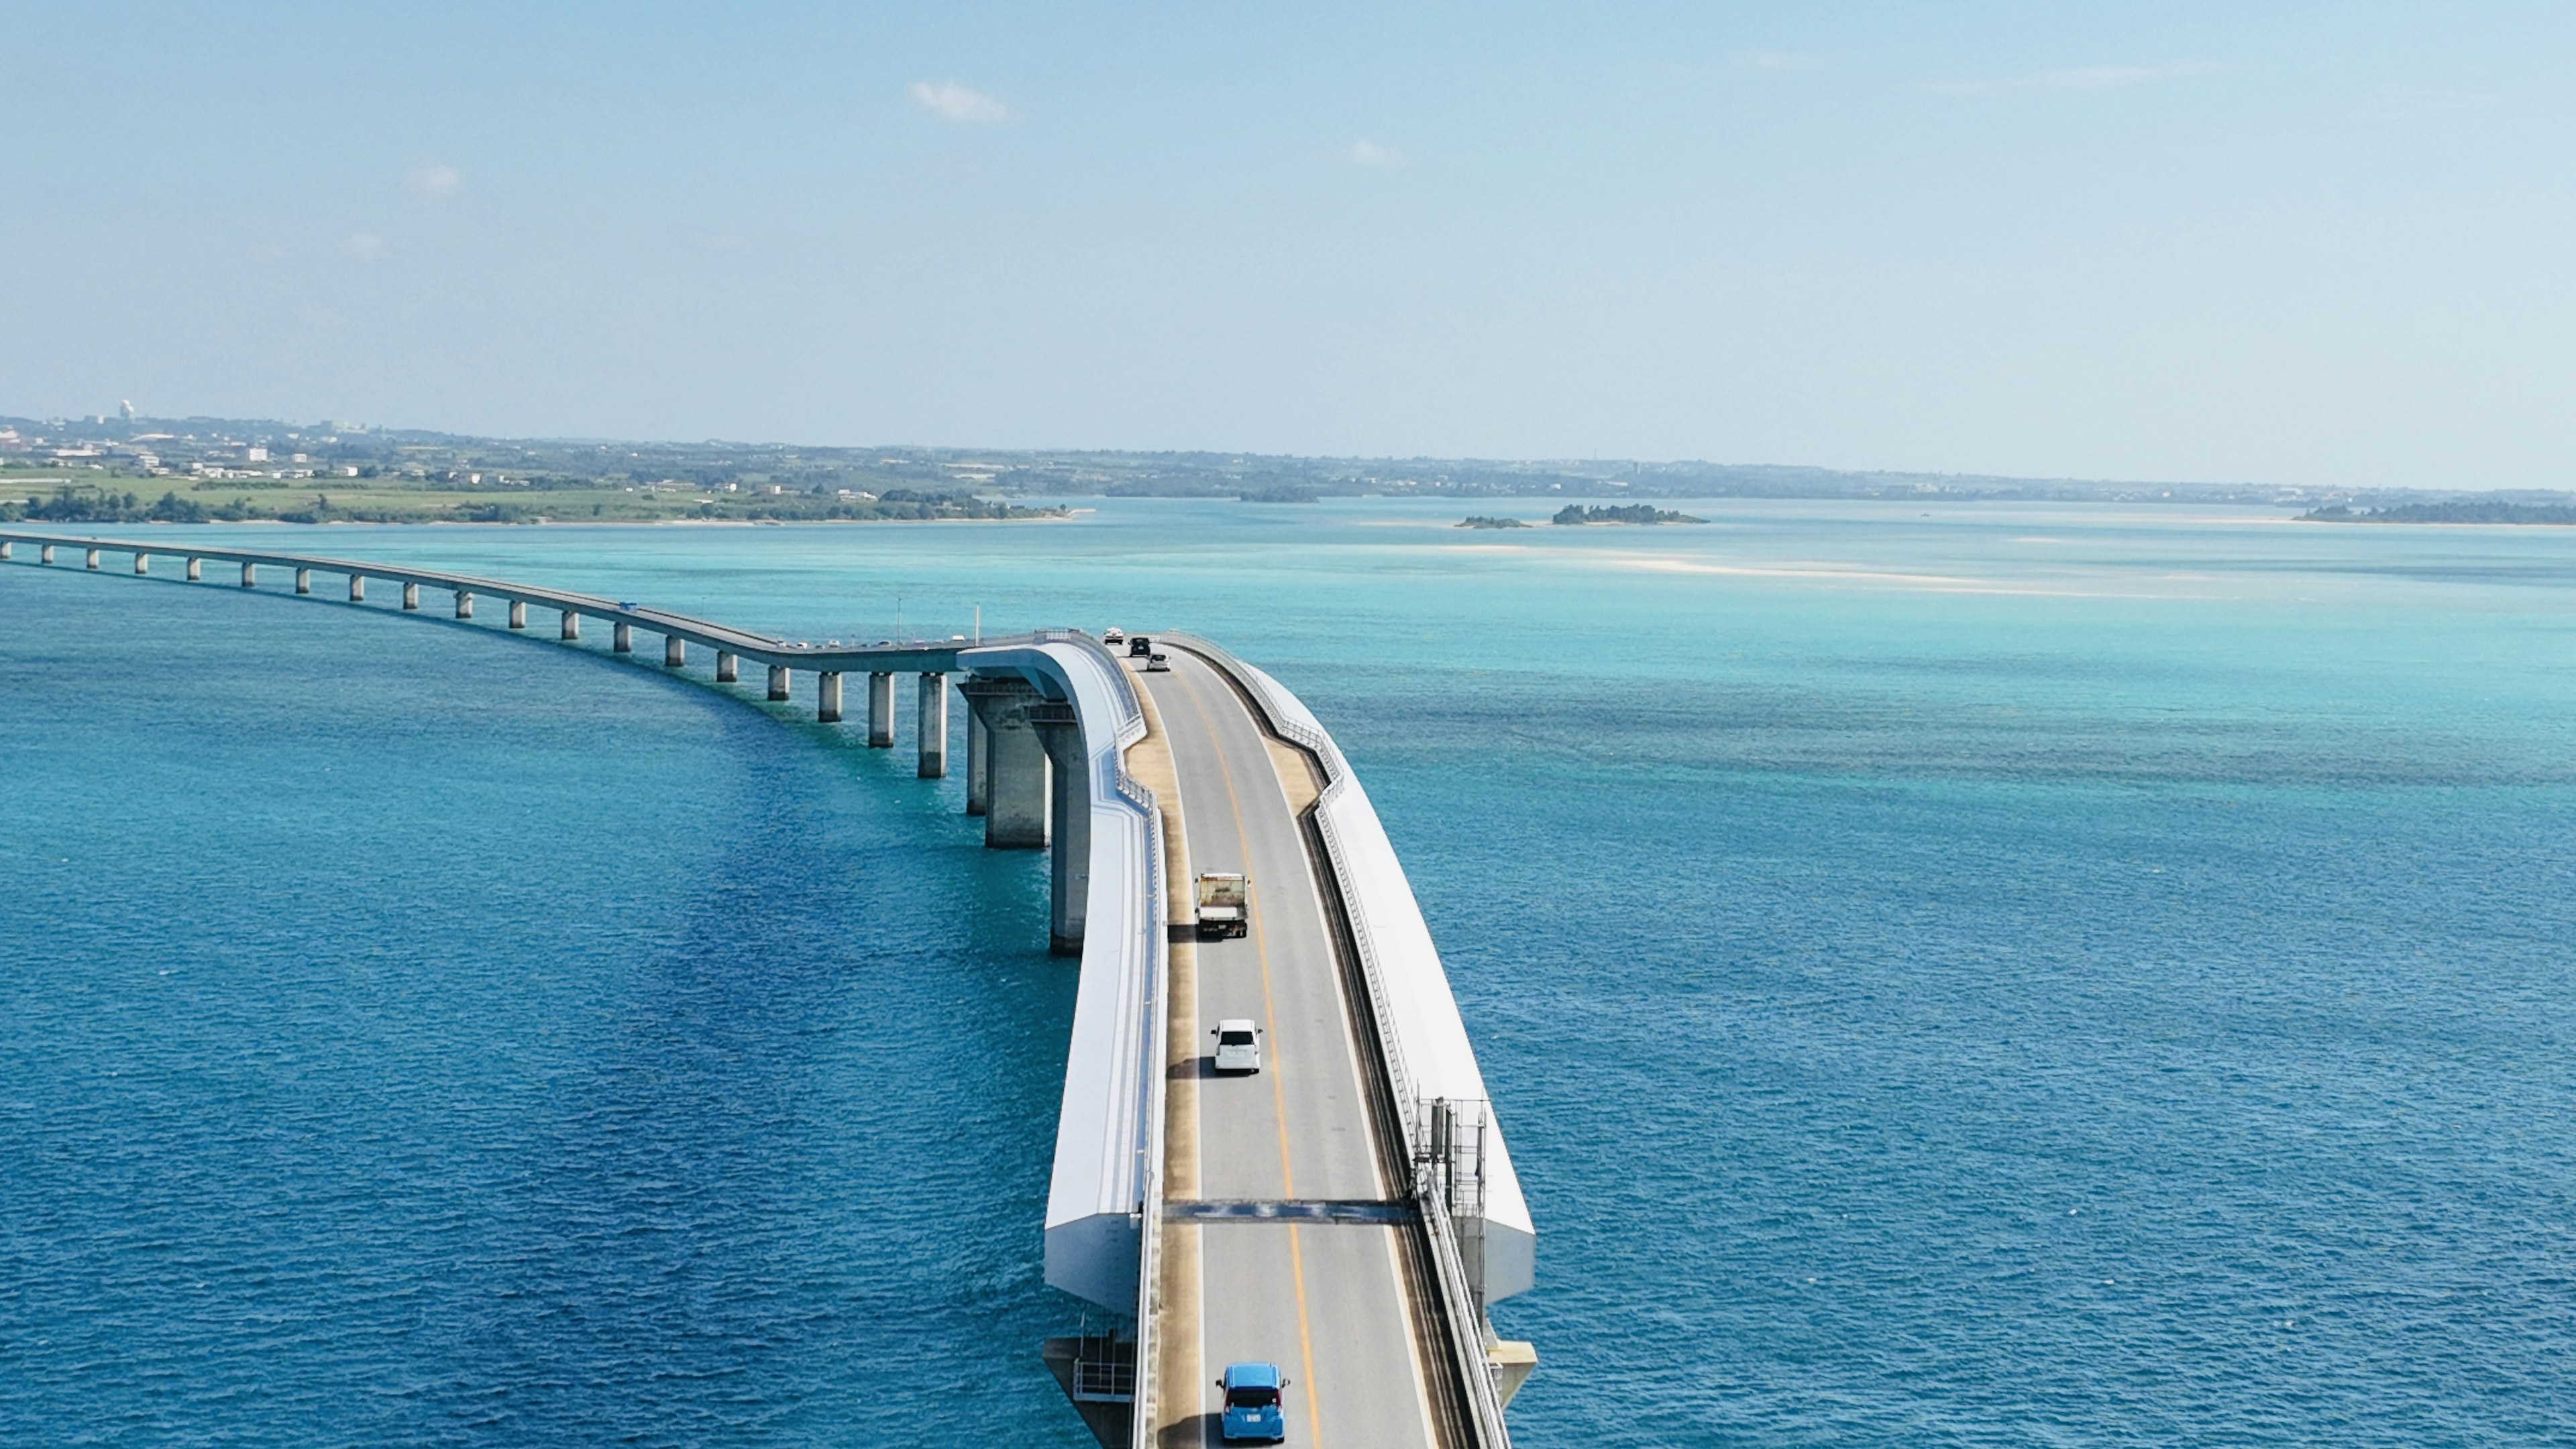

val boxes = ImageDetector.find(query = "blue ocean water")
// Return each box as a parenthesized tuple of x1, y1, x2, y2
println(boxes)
(5, 499, 2575, 1445)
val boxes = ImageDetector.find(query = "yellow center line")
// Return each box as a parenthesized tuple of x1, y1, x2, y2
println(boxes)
(1170, 660, 1326, 1449)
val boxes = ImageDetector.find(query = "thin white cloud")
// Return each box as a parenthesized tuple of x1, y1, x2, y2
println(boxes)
(909, 80, 1009, 124)
(1933, 62, 2214, 96)
(341, 231, 390, 262)
(1348, 139, 1407, 169)
(403, 163, 462, 203)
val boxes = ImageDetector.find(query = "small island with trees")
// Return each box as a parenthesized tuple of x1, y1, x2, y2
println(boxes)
(1455, 515, 1529, 529)
(1552, 503, 1707, 525)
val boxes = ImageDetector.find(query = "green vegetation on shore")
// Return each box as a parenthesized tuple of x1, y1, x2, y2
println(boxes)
(1456, 515, 1529, 529)
(0, 478, 1057, 527)
(2300, 500, 2576, 525)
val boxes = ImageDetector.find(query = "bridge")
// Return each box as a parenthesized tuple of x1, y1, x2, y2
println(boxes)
(0, 529, 1538, 1447)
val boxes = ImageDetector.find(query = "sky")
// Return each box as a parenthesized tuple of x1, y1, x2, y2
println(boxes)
(4, 1, 2571, 488)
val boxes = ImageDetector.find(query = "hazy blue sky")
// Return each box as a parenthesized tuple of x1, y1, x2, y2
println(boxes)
(5, 3, 2571, 486)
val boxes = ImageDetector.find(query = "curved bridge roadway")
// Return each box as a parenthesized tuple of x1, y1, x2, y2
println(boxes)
(1144, 647, 1447, 1448)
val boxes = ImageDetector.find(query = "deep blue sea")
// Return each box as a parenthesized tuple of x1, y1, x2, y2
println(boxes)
(5, 498, 2574, 1446)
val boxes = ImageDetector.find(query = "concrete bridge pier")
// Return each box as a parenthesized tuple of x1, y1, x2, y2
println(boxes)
(664, 635, 686, 667)
(1034, 706, 1090, 955)
(918, 673, 948, 777)
(134, 553, 149, 575)
(962, 676, 1049, 849)
(240, 561, 256, 588)
(508, 600, 527, 630)
(349, 575, 364, 601)
(402, 582, 419, 611)
(818, 671, 845, 723)
(86, 549, 100, 570)
(186, 556, 202, 581)
(561, 610, 580, 641)
(768, 664, 791, 701)
(966, 711, 989, 816)
(295, 568, 310, 594)
(716, 651, 737, 683)
(613, 622, 633, 653)
(40, 545, 54, 564)
(455, 590, 474, 619)
(0, 541, 9, 559)
(867, 672, 896, 747)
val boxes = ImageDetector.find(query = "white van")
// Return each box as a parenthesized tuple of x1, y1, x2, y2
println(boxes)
(1212, 1019, 1263, 1075)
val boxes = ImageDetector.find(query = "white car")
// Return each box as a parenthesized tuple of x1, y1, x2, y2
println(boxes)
(1212, 1018, 1263, 1075)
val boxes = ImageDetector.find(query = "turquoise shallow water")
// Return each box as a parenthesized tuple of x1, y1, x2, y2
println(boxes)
(5, 498, 2575, 1444)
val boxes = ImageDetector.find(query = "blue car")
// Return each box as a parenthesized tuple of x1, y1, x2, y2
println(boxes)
(1218, 1361, 1287, 1443)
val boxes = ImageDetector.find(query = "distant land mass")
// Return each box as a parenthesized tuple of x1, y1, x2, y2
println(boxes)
(2299, 501, 2576, 525)
(5, 409, 2571, 525)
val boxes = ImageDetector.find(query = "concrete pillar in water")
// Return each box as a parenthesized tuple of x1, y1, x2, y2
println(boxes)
(664, 635, 685, 667)
(918, 673, 948, 778)
(966, 710, 989, 815)
(818, 671, 844, 723)
(613, 622, 632, 653)
(508, 600, 526, 630)
(402, 582, 419, 611)
(41, 545, 56, 564)
(240, 561, 256, 588)
(767, 664, 791, 701)
(867, 672, 896, 748)
(185, 556, 202, 581)
(455, 590, 474, 619)
(716, 651, 737, 684)
(294, 568, 311, 594)
(0, 541, 10, 560)
(349, 574, 364, 600)
(86, 549, 101, 570)
(961, 676, 1049, 850)
(1036, 711, 1092, 955)
(561, 610, 580, 641)
(133, 553, 149, 575)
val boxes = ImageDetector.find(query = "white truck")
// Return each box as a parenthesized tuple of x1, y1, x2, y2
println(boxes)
(1194, 872, 1249, 940)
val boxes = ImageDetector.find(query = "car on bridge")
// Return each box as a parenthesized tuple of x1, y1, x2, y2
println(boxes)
(1212, 1018, 1263, 1075)
(1218, 1361, 1288, 1443)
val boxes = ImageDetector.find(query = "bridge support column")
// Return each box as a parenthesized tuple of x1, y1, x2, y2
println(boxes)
(767, 664, 791, 700)
(402, 582, 419, 611)
(1036, 711, 1091, 955)
(664, 635, 685, 667)
(455, 590, 474, 619)
(0, 541, 9, 560)
(818, 671, 844, 723)
(961, 676, 1049, 849)
(295, 568, 310, 594)
(185, 556, 201, 581)
(716, 651, 737, 683)
(561, 610, 580, 641)
(508, 600, 526, 630)
(348, 574, 364, 600)
(133, 553, 149, 575)
(613, 622, 632, 653)
(240, 561, 256, 588)
(867, 672, 896, 747)
(966, 710, 989, 815)
(86, 549, 101, 570)
(917, 673, 947, 778)
(41, 545, 54, 564)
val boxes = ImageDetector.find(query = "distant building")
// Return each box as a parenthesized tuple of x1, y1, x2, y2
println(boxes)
(246, 446, 268, 462)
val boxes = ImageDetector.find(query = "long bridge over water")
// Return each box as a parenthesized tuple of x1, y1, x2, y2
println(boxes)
(1, 529, 1538, 1448)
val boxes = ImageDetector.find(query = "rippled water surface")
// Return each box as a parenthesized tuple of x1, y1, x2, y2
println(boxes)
(5, 499, 2575, 1445)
